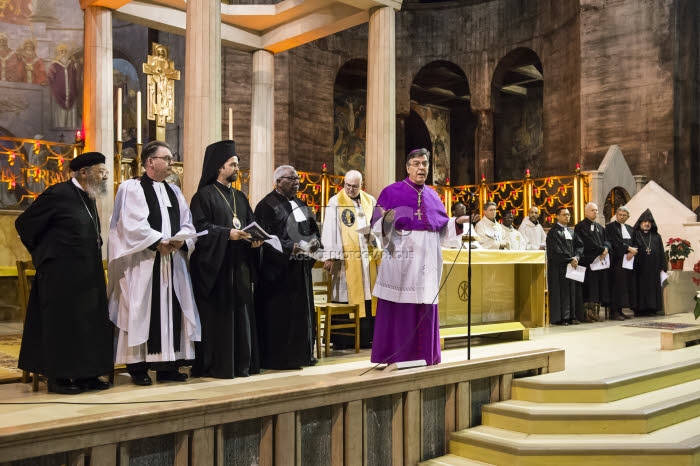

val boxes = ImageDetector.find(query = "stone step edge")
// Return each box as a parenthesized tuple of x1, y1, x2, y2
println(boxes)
(418, 453, 494, 465)
(483, 389, 700, 421)
(449, 427, 700, 456)
(511, 358, 700, 402)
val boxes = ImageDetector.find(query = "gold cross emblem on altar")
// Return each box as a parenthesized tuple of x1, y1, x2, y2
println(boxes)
(143, 43, 180, 142)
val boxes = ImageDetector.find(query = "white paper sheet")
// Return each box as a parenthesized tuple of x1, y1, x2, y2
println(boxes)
(162, 230, 208, 243)
(622, 255, 634, 270)
(566, 264, 586, 282)
(660, 270, 669, 286)
(589, 255, 610, 271)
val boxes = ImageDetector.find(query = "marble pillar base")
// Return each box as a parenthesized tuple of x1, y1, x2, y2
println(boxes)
(663, 271, 697, 315)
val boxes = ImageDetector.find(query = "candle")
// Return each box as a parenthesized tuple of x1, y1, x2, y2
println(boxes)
(136, 91, 142, 144)
(117, 87, 122, 141)
(228, 107, 233, 140)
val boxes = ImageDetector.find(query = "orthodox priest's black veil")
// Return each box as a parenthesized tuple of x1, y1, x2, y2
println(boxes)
(633, 208, 658, 233)
(198, 140, 238, 189)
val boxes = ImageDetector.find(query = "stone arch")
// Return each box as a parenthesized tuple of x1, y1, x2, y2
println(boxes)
(603, 187, 631, 222)
(333, 58, 367, 176)
(409, 60, 474, 185)
(491, 47, 543, 181)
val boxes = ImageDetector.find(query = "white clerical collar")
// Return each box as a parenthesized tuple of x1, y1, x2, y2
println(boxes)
(216, 180, 232, 189)
(71, 177, 85, 191)
(557, 222, 568, 228)
(485, 217, 497, 225)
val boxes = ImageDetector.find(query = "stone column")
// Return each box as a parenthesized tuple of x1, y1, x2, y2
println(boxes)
(474, 109, 494, 182)
(83, 6, 113, 247)
(249, 50, 275, 208)
(365, 6, 396, 198)
(633, 174, 647, 195)
(182, 0, 221, 201)
(583, 170, 605, 224)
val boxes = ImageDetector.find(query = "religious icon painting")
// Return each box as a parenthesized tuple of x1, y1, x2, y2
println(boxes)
(341, 209, 355, 227)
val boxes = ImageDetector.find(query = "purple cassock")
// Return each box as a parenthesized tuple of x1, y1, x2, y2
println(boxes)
(370, 178, 458, 366)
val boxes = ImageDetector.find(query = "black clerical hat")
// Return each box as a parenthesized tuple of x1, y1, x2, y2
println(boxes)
(198, 140, 238, 189)
(69, 151, 106, 171)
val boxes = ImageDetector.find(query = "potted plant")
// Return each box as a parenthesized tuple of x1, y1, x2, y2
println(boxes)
(665, 238, 693, 270)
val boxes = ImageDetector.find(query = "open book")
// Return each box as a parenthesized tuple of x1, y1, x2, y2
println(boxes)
(242, 222, 272, 242)
(162, 230, 208, 243)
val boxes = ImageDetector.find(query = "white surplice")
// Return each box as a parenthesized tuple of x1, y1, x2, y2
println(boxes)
(475, 217, 507, 249)
(108, 179, 201, 364)
(372, 215, 461, 304)
(518, 217, 547, 250)
(321, 193, 376, 302)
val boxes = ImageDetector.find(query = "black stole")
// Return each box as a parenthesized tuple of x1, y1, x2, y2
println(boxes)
(140, 174, 182, 355)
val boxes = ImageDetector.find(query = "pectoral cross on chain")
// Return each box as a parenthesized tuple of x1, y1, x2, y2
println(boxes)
(414, 191, 423, 221)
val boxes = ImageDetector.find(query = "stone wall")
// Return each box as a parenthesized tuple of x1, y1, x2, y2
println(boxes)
(579, 0, 677, 198)
(276, 0, 581, 182)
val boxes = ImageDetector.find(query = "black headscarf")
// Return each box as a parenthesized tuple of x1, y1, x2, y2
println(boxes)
(633, 208, 658, 234)
(197, 140, 238, 189)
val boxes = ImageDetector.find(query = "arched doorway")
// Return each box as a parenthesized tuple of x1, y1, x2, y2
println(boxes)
(604, 187, 631, 222)
(492, 48, 543, 181)
(409, 61, 473, 185)
(333, 59, 367, 175)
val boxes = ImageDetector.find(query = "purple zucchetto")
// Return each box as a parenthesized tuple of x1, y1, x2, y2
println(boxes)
(69, 152, 106, 171)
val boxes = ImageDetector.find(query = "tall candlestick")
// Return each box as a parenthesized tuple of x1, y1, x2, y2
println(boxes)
(136, 91, 142, 144)
(117, 87, 122, 141)
(228, 107, 233, 140)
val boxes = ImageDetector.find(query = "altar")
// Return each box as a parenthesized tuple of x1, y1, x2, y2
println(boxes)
(438, 249, 547, 334)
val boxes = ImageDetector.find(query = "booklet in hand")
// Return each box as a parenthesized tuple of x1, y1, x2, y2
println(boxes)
(242, 222, 272, 242)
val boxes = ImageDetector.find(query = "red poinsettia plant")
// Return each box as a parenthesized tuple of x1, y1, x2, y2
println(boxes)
(666, 237, 693, 261)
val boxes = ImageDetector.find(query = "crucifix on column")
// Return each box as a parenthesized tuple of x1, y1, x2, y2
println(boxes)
(143, 42, 180, 142)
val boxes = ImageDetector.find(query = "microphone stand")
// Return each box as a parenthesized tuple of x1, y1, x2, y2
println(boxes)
(466, 193, 474, 360)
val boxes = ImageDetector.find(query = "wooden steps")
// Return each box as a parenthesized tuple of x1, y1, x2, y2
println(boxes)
(425, 357, 700, 465)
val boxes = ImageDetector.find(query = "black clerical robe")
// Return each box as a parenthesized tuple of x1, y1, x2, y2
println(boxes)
(574, 218, 611, 305)
(633, 230, 666, 314)
(15, 180, 113, 379)
(254, 190, 320, 370)
(190, 183, 260, 378)
(546, 223, 584, 323)
(605, 221, 637, 311)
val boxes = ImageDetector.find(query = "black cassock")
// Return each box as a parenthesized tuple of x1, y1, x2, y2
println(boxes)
(15, 181, 113, 379)
(574, 218, 611, 305)
(190, 183, 260, 378)
(605, 221, 637, 311)
(546, 223, 584, 323)
(633, 230, 666, 314)
(254, 190, 320, 370)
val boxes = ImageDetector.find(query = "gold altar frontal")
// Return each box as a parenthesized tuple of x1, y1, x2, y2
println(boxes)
(438, 249, 546, 343)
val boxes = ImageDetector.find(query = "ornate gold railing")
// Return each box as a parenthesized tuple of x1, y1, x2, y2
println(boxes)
(235, 166, 588, 227)
(0, 136, 84, 209)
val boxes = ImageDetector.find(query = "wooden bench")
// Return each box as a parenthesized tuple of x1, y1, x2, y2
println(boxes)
(660, 327, 700, 350)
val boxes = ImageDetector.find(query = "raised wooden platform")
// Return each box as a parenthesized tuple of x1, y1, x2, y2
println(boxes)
(0, 348, 563, 465)
(661, 327, 700, 350)
(440, 322, 529, 349)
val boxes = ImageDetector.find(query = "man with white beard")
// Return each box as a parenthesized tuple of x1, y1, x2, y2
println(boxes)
(15, 152, 114, 394)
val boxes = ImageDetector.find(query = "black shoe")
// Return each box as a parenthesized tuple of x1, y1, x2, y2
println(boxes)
(47, 378, 84, 395)
(569, 319, 581, 325)
(553, 320, 569, 326)
(76, 377, 110, 391)
(130, 372, 153, 386)
(156, 370, 188, 382)
(307, 358, 319, 366)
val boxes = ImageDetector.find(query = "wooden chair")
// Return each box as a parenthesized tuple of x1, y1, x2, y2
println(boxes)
(16, 260, 40, 391)
(312, 262, 361, 358)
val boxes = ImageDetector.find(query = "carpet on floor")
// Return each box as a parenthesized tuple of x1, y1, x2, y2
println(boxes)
(0, 334, 22, 383)
(623, 321, 699, 330)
